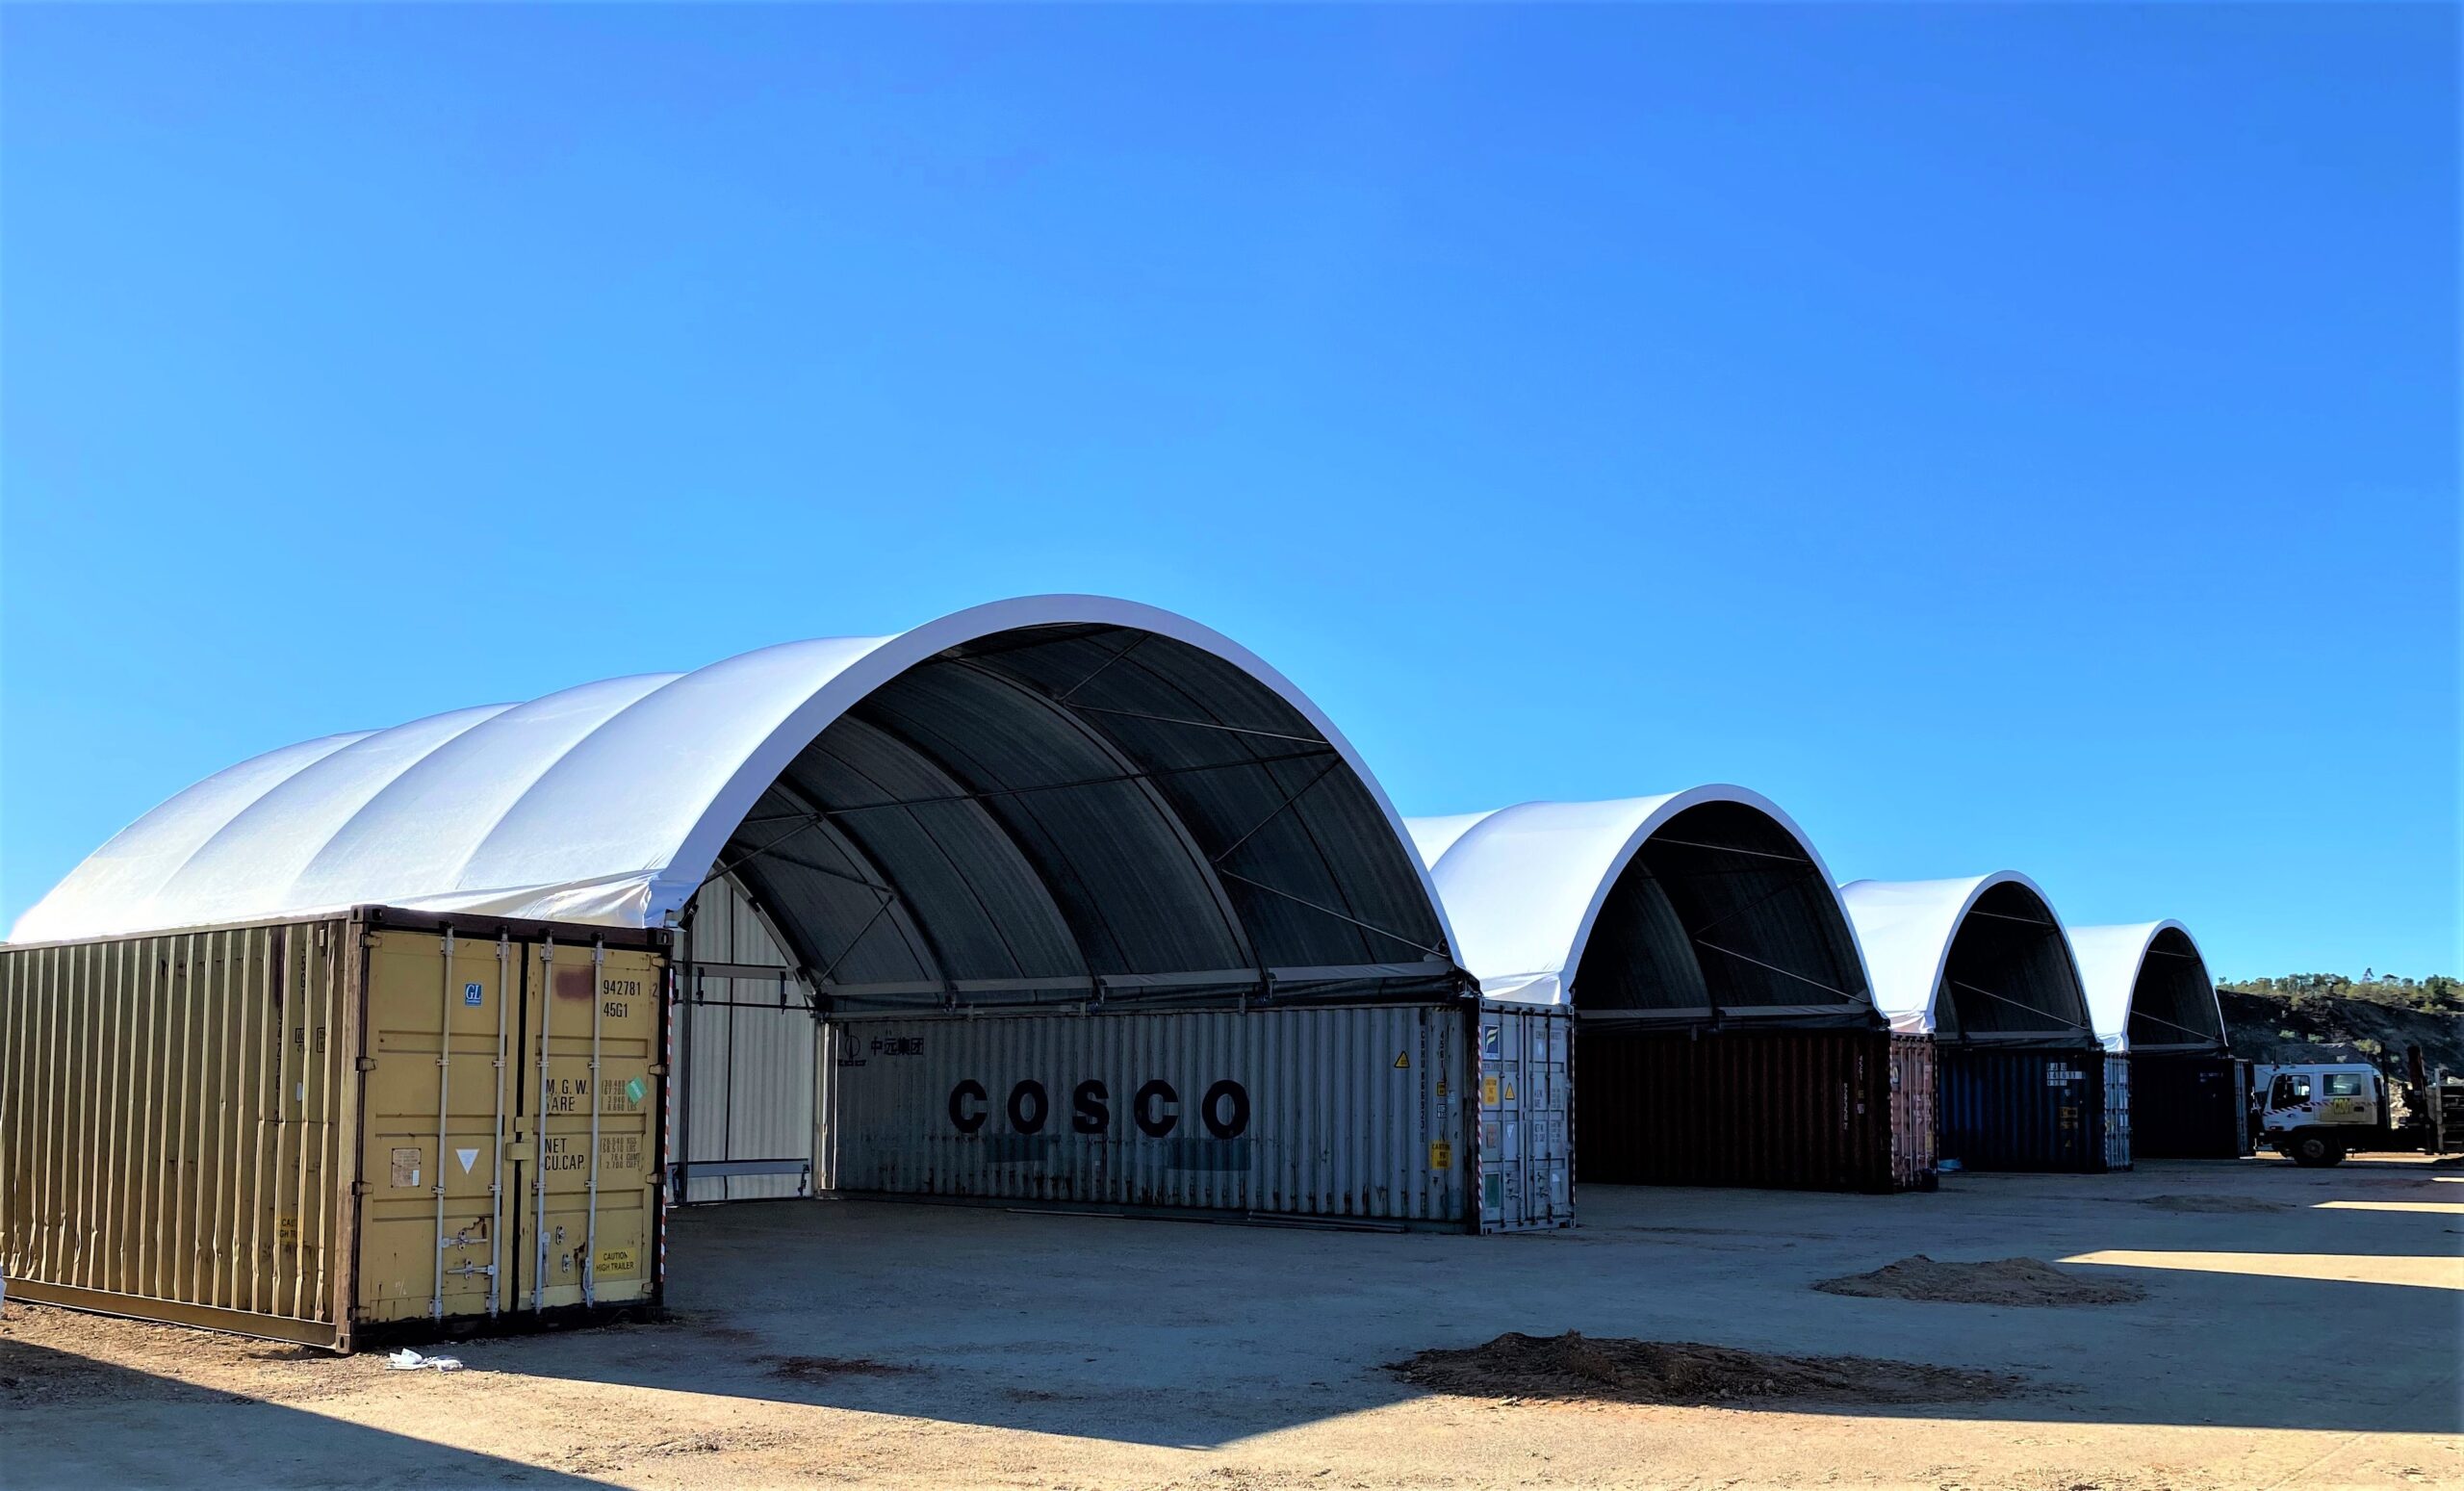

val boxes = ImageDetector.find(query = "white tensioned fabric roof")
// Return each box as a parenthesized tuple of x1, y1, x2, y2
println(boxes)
(1838, 874, 2093, 1042)
(1406, 788, 1877, 1020)
(13, 597, 1464, 1009)
(2069, 920, 2225, 1054)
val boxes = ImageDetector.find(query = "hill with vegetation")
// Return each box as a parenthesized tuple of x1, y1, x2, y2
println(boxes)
(2219, 973, 2464, 1073)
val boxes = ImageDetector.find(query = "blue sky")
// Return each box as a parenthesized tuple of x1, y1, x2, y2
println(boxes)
(3, 5, 2454, 977)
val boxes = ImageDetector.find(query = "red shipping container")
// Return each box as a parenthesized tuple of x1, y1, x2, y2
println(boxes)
(1577, 1027, 1937, 1193)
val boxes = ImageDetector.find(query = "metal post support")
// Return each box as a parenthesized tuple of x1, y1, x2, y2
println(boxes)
(583, 941, 603, 1307)
(429, 930, 454, 1321)
(487, 934, 507, 1316)
(533, 936, 553, 1311)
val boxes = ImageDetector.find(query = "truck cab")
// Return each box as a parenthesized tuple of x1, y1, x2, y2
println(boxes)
(2259, 1063, 2385, 1166)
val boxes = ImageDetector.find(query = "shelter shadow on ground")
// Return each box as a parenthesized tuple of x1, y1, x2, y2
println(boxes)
(0, 1338, 608, 1488)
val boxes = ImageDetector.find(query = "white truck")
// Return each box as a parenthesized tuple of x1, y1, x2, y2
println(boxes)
(2253, 1054, 2462, 1166)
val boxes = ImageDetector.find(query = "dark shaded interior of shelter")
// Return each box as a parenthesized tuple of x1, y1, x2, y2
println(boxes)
(2124, 926, 2223, 1051)
(701, 624, 1458, 1013)
(1568, 801, 1869, 1026)
(1935, 881, 2093, 1046)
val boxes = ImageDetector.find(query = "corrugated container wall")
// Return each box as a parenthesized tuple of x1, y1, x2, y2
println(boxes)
(2131, 1055, 2252, 1158)
(816, 1003, 1570, 1231)
(676, 877, 816, 1203)
(1938, 1047, 2108, 1173)
(2102, 1053, 2133, 1171)
(1577, 1028, 1938, 1193)
(1, 912, 668, 1350)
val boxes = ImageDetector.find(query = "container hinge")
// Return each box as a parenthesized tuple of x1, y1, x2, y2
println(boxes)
(356, 1056, 379, 1071)
(647, 1063, 667, 1077)
(351, 1180, 373, 1196)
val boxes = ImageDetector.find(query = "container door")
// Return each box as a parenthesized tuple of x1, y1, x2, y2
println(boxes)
(508, 940, 662, 1313)
(2103, 1054, 2132, 1170)
(2053, 1057, 2092, 1170)
(1888, 1037, 1938, 1189)
(2229, 1060, 2250, 1156)
(1476, 1008, 1573, 1232)
(355, 931, 520, 1325)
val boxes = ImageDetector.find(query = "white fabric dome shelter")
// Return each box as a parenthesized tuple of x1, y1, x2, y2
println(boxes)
(2069, 920, 2224, 1054)
(1409, 788, 1876, 1026)
(13, 597, 1465, 1012)
(1839, 874, 2094, 1046)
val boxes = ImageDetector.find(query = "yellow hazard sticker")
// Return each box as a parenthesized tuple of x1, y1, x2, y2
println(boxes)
(1394, 1051, 1409, 1069)
(1481, 1075, 1501, 1104)
(1503, 1082, 1516, 1102)
(595, 1247, 637, 1276)
(1428, 1141, 1453, 1170)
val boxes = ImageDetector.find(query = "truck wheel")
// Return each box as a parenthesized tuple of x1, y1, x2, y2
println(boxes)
(2286, 1133, 2344, 1168)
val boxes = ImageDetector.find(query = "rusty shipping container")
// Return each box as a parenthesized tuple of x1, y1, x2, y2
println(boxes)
(817, 1002, 1572, 1232)
(1937, 1047, 2109, 1172)
(0, 909, 668, 1350)
(1574, 1027, 1938, 1194)
(2130, 1054, 2252, 1158)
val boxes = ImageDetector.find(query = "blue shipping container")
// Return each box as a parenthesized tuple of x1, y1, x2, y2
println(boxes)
(1938, 1047, 2109, 1172)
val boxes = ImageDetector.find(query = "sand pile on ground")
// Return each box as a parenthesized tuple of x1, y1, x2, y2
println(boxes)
(2133, 1195, 2285, 1214)
(762, 1354, 918, 1382)
(1814, 1255, 2143, 1306)
(1386, 1331, 2016, 1407)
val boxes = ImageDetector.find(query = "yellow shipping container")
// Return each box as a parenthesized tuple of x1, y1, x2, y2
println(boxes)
(0, 909, 667, 1350)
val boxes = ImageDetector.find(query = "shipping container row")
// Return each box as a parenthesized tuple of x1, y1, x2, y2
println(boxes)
(10, 911, 2251, 1353)
(2, 913, 1579, 1348)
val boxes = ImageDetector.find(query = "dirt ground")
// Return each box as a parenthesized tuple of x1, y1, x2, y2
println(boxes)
(5, 1157, 2460, 1490)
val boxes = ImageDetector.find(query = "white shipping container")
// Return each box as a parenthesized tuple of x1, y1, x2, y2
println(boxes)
(817, 1002, 1570, 1232)
(675, 877, 816, 1203)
